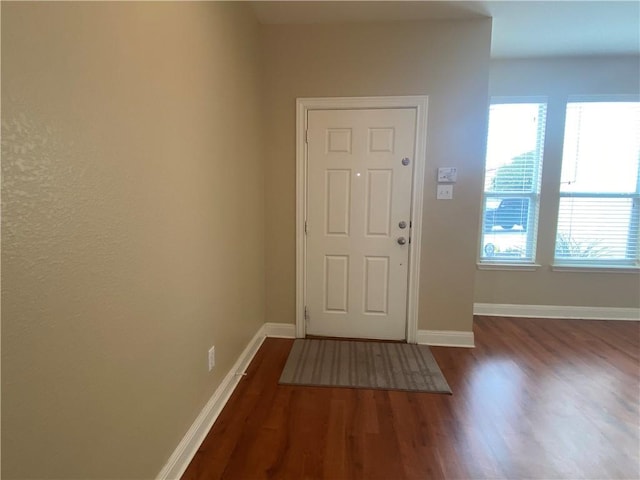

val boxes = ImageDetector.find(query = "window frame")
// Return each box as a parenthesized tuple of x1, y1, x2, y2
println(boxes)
(478, 97, 548, 267)
(553, 95, 640, 269)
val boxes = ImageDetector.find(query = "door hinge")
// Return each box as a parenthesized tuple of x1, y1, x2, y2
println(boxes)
(304, 220, 308, 235)
(304, 306, 310, 321)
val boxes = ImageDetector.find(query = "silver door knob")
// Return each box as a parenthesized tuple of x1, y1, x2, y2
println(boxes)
(398, 221, 407, 229)
(397, 237, 407, 245)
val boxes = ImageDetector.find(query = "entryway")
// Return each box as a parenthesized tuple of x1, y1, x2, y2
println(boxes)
(296, 96, 428, 342)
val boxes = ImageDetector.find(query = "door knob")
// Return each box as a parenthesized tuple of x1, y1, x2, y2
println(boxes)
(398, 221, 407, 229)
(397, 237, 407, 245)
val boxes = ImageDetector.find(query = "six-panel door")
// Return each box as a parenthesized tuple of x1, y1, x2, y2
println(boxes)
(306, 108, 417, 340)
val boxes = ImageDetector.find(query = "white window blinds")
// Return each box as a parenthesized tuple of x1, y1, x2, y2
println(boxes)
(555, 100, 640, 266)
(479, 101, 547, 262)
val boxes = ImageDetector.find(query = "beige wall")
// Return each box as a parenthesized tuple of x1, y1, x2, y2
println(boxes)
(475, 56, 640, 308)
(2, 2, 264, 478)
(262, 20, 492, 332)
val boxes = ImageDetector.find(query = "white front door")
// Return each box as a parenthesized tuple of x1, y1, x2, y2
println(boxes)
(305, 108, 417, 340)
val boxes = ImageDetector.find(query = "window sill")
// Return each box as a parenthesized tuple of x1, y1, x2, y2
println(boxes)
(477, 263, 541, 272)
(551, 264, 640, 274)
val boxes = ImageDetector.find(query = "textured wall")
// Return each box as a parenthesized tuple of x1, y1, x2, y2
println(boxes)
(1, 2, 265, 478)
(262, 20, 492, 332)
(475, 56, 640, 308)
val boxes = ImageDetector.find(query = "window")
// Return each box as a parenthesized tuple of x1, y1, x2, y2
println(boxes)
(479, 100, 547, 263)
(555, 99, 640, 267)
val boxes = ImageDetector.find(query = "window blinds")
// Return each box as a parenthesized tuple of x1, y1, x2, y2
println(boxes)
(480, 102, 547, 262)
(556, 100, 640, 265)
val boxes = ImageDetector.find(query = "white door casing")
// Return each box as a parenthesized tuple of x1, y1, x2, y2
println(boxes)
(296, 96, 428, 343)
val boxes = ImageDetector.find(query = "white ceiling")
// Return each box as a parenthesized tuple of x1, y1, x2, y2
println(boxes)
(251, 1, 640, 58)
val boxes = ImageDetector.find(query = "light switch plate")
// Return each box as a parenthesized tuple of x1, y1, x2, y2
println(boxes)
(437, 167, 458, 183)
(437, 184, 453, 200)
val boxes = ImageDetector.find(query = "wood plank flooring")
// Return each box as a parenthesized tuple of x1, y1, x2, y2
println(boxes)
(182, 317, 640, 479)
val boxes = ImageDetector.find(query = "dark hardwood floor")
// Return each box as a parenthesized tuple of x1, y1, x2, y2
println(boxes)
(182, 316, 640, 479)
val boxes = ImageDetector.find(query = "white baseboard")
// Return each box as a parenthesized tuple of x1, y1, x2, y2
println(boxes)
(156, 322, 295, 479)
(473, 303, 640, 321)
(157, 326, 266, 479)
(416, 329, 475, 348)
(263, 322, 296, 338)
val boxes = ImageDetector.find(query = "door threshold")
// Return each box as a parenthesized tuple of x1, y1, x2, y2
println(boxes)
(305, 335, 407, 344)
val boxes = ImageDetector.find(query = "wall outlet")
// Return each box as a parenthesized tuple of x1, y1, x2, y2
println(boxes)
(208, 346, 215, 371)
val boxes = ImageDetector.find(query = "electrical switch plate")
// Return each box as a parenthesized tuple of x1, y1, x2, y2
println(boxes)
(437, 167, 458, 183)
(437, 184, 453, 200)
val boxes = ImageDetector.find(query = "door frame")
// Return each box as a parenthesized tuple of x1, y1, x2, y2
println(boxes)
(296, 96, 428, 343)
